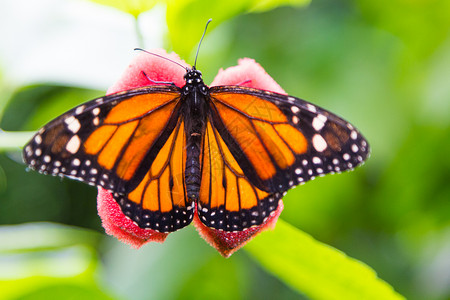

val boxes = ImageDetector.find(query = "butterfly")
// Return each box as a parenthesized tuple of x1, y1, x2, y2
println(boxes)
(23, 61, 369, 233)
(22, 22, 369, 233)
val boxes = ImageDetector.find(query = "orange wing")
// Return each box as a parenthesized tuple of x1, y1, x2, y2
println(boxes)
(209, 89, 309, 192)
(114, 119, 193, 232)
(197, 86, 369, 230)
(198, 120, 281, 231)
(23, 86, 193, 232)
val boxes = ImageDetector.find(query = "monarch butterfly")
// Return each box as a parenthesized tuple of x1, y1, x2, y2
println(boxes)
(23, 22, 369, 233)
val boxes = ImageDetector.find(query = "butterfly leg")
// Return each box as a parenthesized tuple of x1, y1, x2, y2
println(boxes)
(236, 79, 251, 86)
(141, 71, 177, 87)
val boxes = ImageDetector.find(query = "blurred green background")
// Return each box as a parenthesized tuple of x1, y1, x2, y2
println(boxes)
(1, 0, 449, 299)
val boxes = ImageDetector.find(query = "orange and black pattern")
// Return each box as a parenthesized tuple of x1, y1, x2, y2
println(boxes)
(23, 67, 369, 233)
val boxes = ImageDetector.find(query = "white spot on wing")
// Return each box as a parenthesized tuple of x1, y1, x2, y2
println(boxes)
(312, 134, 327, 152)
(75, 105, 85, 115)
(306, 103, 317, 113)
(92, 108, 100, 115)
(66, 136, 81, 154)
(64, 116, 75, 125)
(67, 119, 81, 133)
(312, 114, 327, 131)
(35, 135, 42, 144)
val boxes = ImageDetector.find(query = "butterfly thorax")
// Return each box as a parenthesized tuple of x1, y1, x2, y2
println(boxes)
(182, 68, 209, 200)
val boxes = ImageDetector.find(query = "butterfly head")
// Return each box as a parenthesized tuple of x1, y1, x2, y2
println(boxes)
(184, 68, 202, 82)
(182, 68, 208, 96)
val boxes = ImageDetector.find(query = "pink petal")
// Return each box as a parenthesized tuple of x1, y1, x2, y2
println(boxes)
(97, 188, 168, 248)
(107, 49, 189, 95)
(210, 58, 286, 94)
(193, 202, 284, 258)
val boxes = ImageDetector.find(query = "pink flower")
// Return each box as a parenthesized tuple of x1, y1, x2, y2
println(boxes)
(98, 49, 286, 257)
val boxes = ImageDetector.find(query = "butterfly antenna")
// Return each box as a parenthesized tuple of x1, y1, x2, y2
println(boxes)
(134, 48, 188, 71)
(193, 18, 212, 69)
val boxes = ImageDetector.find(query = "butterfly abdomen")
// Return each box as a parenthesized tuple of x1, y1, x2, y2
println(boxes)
(185, 139, 202, 200)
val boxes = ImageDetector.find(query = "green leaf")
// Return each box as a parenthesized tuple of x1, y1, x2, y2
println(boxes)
(0, 223, 113, 300)
(0, 131, 34, 152)
(249, 0, 311, 13)
(0, 85, 101, 152)
(354, 0, 450, 58)
(87, 0, 310, 58)
(0, 76, 15, 123)
(0, 223, 101, 252)
(89, 0, 158, 17)
(166, 0, 310, 58)
(14, 284, 117, 300)
(245, 220, 405, 300)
